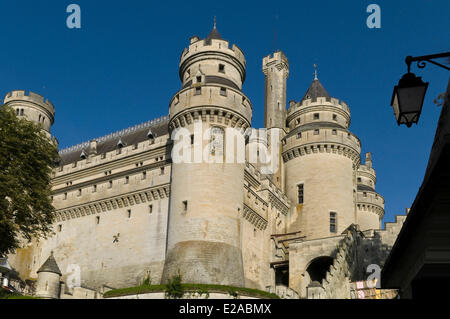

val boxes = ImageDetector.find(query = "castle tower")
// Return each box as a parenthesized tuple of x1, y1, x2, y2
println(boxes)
(356, 152, 385, 230)
(35, 252, 62, 299)
(262, 52, 289, 189)
(161, 25, 252, 286)
(3, 91, 55, 138)
(283, 75, 361, 240)
(263, 51, 289, 130)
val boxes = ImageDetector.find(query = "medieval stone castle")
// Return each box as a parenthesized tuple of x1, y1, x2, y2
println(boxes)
(3, 26, 406, 299)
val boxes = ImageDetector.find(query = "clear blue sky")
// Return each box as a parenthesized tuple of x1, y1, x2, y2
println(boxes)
(0, 0, 449, 225)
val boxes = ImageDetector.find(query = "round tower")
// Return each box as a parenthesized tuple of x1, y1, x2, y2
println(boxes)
(35, 252, 62, 299)
(3, 90, 55, 137)
(356, 153, 385, 230)
(162, 25, 251, 286)
(283, 76, 361, 240)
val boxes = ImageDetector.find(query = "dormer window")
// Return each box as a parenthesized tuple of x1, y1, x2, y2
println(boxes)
(196, 76, 202, 83)
(147, 129, 154, 139)
(117, 138, 125, 148)
(218, 64, 225, 73)
(80, 150, 87, 160)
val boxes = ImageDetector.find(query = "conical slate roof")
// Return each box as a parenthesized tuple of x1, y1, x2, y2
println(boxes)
(37, 253, 62, 276)
(206, 27, 222, 41)
(302, 79, 330, 102)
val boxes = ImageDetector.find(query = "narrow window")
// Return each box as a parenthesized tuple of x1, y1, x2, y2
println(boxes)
(77, 189, 82, 196)
(127, 209, 131, 218)
(297, 132, 302, 139)
(142, 171, 147, 180)
(332, 129, 337, 135)
(314, 129, 320, 135)
(101, 153, 106, 159)
(190, 134, 194, 145)
(125, 176, 129, 184)
(39, 114, 41, 122)
(314, 113, 319, 120)
(363, 192, 367, 197)
(93, 185, 97, 192)
(220, 87, 227, 96)
(182, 200, 188, 212)
(297, 184, 304, 204)
(357, 178, 362, 183)
(218, 64, 225, 73)
(160, 167, 165, 175)
(330, 212, 337, 233)
(333, 114, 338, 121)
(109, 180, 113, 189)
(20, 109, 24, 116)
(296, 118, 300, 125)
(64, 192, 67, 200)
(16, 109, 19, 115)
(58, 225, 62, 232)
(195, 87, 201, 95)
(96, 216, 100, 224)
(149, 205, 153, 214)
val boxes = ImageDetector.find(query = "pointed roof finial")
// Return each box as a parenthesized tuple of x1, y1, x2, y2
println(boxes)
(313, 64, 318, 80)
(214, 16, 217, 29)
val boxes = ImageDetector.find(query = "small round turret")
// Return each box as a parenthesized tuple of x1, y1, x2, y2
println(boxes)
(3, 90, 55, 134)
(356, 153, 385, 230)
(35, 252, 62, 299)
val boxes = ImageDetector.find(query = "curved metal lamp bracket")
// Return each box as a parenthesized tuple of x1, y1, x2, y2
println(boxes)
(406, 52, 450, 73)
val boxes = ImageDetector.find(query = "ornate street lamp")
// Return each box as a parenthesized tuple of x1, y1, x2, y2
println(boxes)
(390, 52, 450, 127)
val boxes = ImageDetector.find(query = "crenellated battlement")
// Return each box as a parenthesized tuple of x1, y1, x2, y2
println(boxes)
(180, 37, 246, 70)
(288, 97, 349, 115)
(262, 51, 289, 75)
(4, 90, 55, 114)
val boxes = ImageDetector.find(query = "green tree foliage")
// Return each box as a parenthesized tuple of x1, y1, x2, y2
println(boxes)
(0, 106, 59, 256)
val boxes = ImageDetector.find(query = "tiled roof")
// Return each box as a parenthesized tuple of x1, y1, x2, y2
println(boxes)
(57, 115, 169, 166)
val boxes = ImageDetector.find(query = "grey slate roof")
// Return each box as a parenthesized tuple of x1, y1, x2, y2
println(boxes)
(206, 27, 222, 41)
(58, 116, 169, 166)
(302, 79, 331, 102)
(37, 253, 62, 276)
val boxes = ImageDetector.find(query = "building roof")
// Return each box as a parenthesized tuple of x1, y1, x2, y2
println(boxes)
(302, 79, 331, 102)
(58, 115, 169, 166)
(37, 253, 62, 276)
(206, 26, 223, 41)
(0, 258, 12, 273)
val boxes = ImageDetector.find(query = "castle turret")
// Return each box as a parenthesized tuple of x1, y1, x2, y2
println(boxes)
(356, 152, 385, 230)
(3, 91, 55, 137)
(283, 75, 361, 239)
(35, 252, 62, 299)
(162, 25, 251, 286)
(262, 52, 289, 190)
(263, 51, 289, 130)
